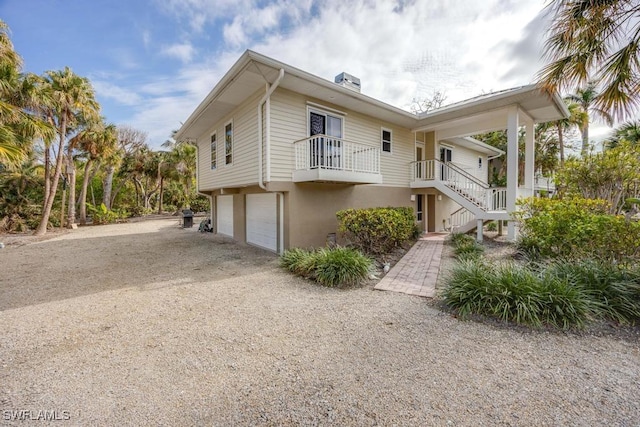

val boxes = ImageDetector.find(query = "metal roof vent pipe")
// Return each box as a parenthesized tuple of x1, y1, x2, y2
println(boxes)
(334, 72, 361, 93)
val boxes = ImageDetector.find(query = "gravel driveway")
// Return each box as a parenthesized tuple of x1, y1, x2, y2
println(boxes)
(1, 218, 639, 426)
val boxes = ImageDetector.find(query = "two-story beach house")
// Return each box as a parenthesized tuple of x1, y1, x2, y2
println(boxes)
(175, 51, 568, 253)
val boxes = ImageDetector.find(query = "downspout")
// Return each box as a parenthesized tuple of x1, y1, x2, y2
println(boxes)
(257, 68, 285, 190)
(194, 142, 213, 224)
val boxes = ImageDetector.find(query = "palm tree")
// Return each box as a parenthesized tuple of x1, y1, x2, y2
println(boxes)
(0, 21, 53, 168)
(102, 125, 147, 210)
(538, 1, 640, 122)
(537, 99, 585, 165)
(73, 121, 117, 224)
(33, 67, 100, 235)
(606, 120, 640, 149)
(566, 83, 613, 155)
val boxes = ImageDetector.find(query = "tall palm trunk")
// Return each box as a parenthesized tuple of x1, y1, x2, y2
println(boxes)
(581, 123, 590, 156)
(102, 164, 115, 209)
(66, 154, 77, 226)
(78, 159, 93, 225)
(34, 116, 67, 235)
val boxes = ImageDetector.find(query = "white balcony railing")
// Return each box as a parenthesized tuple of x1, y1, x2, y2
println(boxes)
(294, 135, 380, 174)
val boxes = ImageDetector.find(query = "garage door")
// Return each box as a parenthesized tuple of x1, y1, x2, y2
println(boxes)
(216, 195, 234, 237)
(246, 193, 278, 252)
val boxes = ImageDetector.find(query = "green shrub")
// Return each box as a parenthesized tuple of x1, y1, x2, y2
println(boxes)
(516, 197, 640, 264)
(443, 259, 591, 329)
(280, 247, 373, 288)
(87, 203, 121, 224)
(336, 207, 417, 254)
(486, 221, 498, 232)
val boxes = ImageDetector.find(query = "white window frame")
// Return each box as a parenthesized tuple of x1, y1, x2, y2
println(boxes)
(210, 131, 217, 170)
(306, 106, 345, 138)
(224, 120, 233, 166)
(381, 127, 392, 154)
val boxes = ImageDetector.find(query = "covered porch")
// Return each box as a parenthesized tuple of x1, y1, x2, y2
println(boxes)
(410, 85, 569, 241)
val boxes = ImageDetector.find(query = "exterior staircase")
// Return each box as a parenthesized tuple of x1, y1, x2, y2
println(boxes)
(411, 159, 509, 221)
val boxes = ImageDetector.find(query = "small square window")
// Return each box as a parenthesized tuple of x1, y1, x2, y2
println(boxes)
(382, 128, 392, 153)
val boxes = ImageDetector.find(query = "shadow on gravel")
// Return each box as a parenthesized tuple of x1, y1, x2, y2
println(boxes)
(0, 222, 278, 311)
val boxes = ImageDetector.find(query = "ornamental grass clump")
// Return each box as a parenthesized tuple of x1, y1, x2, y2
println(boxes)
(280, 247, 373, 288)
(443, 259, 592, 329)
(449, 233, 484, 261)
(544, 260, 640, 324)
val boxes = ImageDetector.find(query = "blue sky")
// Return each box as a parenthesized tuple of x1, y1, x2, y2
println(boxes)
(0, 0, 612, 148)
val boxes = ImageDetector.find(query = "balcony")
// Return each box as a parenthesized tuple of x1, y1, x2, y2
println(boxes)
(293, 135, 382, 184)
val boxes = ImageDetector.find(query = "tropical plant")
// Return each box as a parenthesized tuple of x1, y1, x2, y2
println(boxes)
(0, 20, 54, 168)
(280, 246, 373, 288)
(565, 83, 613, 155)
(516, 196, 640, 264)
(606, 120, 640, 149)
(555, 141, 640, 214)
(538, 1, 640, 122)
(73, 121, 117, 224)
(33, 67, 100, 235)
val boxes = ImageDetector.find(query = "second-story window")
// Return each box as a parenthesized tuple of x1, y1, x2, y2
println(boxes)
(210, 132, 217, 169)
(382, 128, 392, 153)
(225, 122, 233, 165)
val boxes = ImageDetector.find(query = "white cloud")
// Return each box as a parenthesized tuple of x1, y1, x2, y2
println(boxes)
(137, 0, 557, 147)
(160, 42, 196, 63)
(92, 80, 143, 106)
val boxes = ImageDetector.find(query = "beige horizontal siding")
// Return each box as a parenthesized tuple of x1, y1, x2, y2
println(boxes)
(269, 88, 414, 186)
(197, 90, 262, 192)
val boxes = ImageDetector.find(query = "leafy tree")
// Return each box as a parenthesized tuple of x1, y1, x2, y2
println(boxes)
(538, 1, 640, 121)
(555, 141, 640, 214)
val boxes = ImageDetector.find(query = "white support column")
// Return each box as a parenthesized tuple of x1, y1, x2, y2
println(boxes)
(476, 219, 484, 242)
(506, 107, 519, 240)
(524, 120, 535, 199)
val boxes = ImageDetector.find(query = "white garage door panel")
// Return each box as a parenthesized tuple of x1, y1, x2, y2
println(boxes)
(246, 194, 277, 252)
(216, 195, 234, 237)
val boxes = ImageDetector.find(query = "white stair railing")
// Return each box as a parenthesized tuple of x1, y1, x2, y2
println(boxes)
(448, 207, 474, 231)
(411, 159, 507, 212)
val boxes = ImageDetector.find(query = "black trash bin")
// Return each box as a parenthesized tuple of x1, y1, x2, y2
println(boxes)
(182, 209, 194, 228)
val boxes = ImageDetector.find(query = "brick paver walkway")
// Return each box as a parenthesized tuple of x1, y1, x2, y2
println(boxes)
(374, 233, 446, 298)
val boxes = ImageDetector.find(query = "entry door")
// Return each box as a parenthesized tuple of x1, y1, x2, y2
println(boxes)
(440, 146, 452, 180)
(427, 194, 436, 232)
(309, 111, 342, 168)
(415, 143, 424, 179)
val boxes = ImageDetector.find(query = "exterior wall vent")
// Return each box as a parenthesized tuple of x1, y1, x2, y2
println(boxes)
(334, 72, 361, 93)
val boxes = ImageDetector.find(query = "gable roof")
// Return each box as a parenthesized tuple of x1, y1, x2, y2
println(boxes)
(176, 50, 569, 141)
